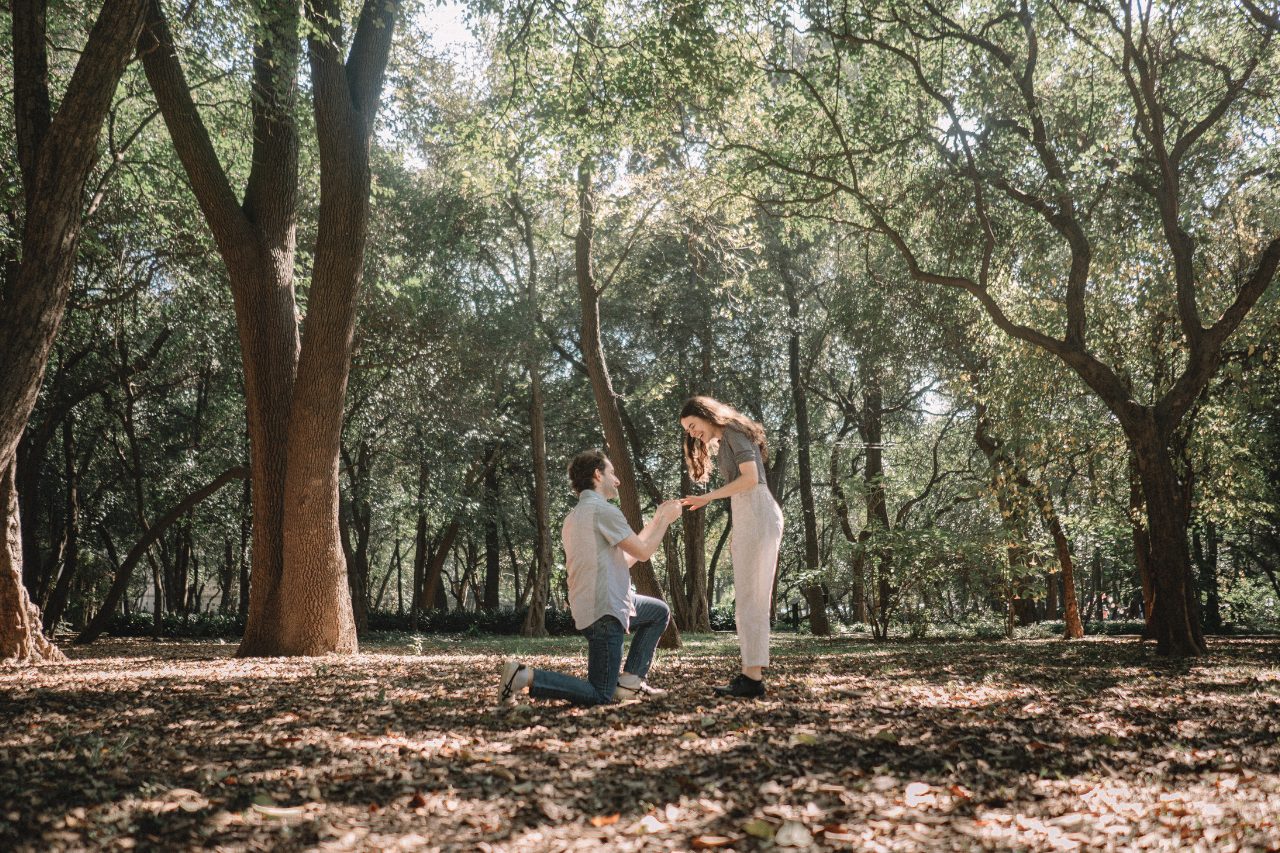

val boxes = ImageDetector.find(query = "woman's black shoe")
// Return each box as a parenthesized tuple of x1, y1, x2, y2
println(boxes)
(713, 673, 766, 698)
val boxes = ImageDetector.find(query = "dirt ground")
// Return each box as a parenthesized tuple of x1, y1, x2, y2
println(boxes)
(2, 633, 1278, 852)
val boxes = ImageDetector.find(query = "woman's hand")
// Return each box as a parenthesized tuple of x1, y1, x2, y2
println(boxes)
(680, 493, 712, 511)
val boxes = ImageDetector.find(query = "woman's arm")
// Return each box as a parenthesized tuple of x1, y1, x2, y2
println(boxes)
(681, 462, 758, 510)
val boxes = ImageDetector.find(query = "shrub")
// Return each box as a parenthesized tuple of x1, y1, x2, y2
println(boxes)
(710, 604, 736, 632)
(102, 607, 582, 639)
(365, 607, 579, 636)
(104, 611, 245, 638)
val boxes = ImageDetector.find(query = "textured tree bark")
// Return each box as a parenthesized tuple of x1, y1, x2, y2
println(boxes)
(682, 470, 711, 632)
(272, 0, 397, 655)
(482, 458, 501, 611)
(139, 0, 300, 654)
(508, 193, 554, 637)
(140, 0, 397, 655)
(1, 461, 65, 663)
(780, 261, 831, 636)
(573, 162, 680, 648)
(0, 0, 148, 664)
(1129, 429, 1207, 657)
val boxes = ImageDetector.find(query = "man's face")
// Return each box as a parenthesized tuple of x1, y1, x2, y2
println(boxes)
(593, 459, 621, 499)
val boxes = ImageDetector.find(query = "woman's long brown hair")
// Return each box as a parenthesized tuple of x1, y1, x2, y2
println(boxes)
(680, 396, 768, 484)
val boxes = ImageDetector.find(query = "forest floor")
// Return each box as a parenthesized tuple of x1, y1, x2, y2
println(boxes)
(2, 633, 1278, 852)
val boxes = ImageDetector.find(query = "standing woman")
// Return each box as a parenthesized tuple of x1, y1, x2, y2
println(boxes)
(679, 396, 784, 697)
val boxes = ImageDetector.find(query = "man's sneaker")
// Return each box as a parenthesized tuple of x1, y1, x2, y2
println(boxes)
(498, 661, 528, 705)
(613, 679, 668, 701)
(713, 673, 766, 698)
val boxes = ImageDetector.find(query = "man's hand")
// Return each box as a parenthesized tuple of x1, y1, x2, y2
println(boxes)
(655, 499, 683, 524)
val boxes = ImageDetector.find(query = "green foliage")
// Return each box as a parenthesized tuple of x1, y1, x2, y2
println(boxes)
(366, 608, 580, 636)
(1220, 576, 1280, 632)
(102, 612, 245, 639)
(5, 0, 1276, 652)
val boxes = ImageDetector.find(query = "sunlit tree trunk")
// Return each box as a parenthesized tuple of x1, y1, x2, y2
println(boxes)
(780, 261, 831, 636)
(140, 0, 398, 655)
(0, 0, 148, 663)
(573, 161, 680, 648)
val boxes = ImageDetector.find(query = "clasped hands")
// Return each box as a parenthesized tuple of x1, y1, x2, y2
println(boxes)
(653, 494, 711, 523)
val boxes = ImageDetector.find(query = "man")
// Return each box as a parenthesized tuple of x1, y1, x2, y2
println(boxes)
(499, 449, 682, 706)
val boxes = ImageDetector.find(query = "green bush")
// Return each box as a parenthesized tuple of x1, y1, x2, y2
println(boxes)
(1220, 575, 1280, 632)
(365, 607, 579, 636)
(710, 604, 736, 631)
(104, 611, 245, 638)
(103, 607, 581, 639)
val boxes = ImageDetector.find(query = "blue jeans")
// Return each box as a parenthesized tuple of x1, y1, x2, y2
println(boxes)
(529, 595, 670, 706)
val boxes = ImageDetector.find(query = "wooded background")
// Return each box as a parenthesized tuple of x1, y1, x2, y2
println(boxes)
(2, 0, 1277, 663)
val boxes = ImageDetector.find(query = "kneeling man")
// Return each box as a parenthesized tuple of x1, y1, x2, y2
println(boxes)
(499, 449, 681, 705)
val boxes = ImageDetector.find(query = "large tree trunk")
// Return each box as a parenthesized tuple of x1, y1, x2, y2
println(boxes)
(0, 0, 148, 664)
(573, 162, 679, 648)
(140, 0, 396, 656)
(139, 0, 300, 653)
(1129, 428, 1207, 657)
(780, 263, 831, 636)
(1, 461, 64, 663)
(272, 0, 396, 655)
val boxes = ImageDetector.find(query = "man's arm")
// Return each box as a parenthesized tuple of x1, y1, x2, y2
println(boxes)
(618, 499, 683, 566)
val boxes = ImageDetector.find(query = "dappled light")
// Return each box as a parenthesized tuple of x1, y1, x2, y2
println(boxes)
(4, 634, 1278, 849)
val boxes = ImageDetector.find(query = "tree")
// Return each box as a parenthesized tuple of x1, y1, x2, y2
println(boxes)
(742, 0, 1279, 655)
(1, 0, 148, 663)
(767, 220, 832, 634)
(139, 0, 398, 655)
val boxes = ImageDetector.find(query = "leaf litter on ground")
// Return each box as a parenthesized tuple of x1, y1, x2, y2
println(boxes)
(1, 633, 1278, 851)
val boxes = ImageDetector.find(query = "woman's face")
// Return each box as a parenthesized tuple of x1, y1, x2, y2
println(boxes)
(681, 415, 720, 445)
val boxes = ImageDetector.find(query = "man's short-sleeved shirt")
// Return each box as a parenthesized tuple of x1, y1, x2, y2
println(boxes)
(562, 489, 637, 631)
(717, 424, 767, 485)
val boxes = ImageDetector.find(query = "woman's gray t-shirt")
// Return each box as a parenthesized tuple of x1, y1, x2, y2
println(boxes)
(717, 425, 767, 485)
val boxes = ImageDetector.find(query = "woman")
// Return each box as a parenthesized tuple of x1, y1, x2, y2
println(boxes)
(679, 396, 784, 698)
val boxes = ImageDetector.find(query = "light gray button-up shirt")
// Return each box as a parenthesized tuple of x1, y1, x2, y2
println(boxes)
(561, 489, 636, 631)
